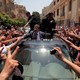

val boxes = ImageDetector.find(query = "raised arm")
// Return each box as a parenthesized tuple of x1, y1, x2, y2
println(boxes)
(0, 46, 19, 80)
(2, 38, 17, 44)
(60, 36, 80, 51)
(9, 37, 23, 49)
(68, 31, 80, 40)
(53, 47, 80, 75)
(55, 34, 80, 51)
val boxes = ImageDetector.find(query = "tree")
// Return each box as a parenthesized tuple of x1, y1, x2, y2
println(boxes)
(0, 13, 12, 26)
(12, 18, 26, 26)
(32, 12, 40, 24)
(0, 13, 26, 27)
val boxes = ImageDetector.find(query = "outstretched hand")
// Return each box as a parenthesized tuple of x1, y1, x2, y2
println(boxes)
(54, 33, 61, 38)
(53, 47, 66, 61)
(0, 46, 19, 79)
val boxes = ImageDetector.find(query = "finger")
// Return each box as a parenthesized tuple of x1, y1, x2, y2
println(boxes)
(11, 46, 19, 59)
(10, 62, 19, 70)
(9, 59, 19, 67)
(0, 47, 4, 54)
(14, 62, 19, 67)
(11, 59, 18, 63)
(54, 47, 60, 51)
(1, 54, 7, 60)
(12, 61, 19, 67)
(7, 47, 11, 58)
(54, 53, 59, 59)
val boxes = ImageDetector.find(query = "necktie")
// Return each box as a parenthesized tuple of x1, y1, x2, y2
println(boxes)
(33, 32, 37, 39)
(37, 32, 40, 40)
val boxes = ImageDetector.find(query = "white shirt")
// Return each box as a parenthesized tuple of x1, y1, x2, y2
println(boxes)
(37, 32, 40, 40)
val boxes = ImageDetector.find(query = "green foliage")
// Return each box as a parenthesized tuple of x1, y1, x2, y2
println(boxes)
(12, 18, 26, 26)
(32, 12, 40, 24)
(0, 12, 26, 26)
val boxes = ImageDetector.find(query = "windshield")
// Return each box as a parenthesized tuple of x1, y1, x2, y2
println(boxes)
(16, 40, 75, 80)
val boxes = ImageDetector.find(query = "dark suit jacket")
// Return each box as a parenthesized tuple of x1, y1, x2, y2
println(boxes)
(24, 31, 45, 40)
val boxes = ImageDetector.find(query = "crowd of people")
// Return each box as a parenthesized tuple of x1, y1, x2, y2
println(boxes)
(0, 25, 26, 80)
(54, 25, 80, 76)
(26, 12, 56, 38)
(0, 11, 80, 80)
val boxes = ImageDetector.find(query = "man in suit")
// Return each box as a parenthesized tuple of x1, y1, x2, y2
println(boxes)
(23, 24, 45, 40)
(41, 12, 56, 38)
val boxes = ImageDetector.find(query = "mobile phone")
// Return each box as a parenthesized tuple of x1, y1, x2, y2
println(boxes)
(50, 49, 56, 55)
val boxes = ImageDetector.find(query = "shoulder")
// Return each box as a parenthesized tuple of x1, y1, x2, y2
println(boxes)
(29, 31, 34, 34)
(30, 31, 33, 33)
(39, 31, 45, 34)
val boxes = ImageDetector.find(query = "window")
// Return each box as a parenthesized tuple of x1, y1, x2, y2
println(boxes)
(15, 40, 75, 80)
(54, 11, 55, 17)
(60, 6, 65, 17)
(0, 2, 2, 7)
(57, 9, 59, 16)
(69, 0, 72, 11)
(54, 1, 55, 5)
(63, 6, 65, 16)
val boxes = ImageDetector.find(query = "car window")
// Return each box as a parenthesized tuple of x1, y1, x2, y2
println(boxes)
(16, 40, 75, 80)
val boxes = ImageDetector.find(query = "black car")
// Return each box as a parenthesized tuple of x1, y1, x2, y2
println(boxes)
(16, 38, 78, 80)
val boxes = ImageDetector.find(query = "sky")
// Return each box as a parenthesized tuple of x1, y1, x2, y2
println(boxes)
(15, 0, 53, 14)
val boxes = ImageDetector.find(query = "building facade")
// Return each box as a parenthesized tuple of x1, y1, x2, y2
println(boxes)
(6, 0, 15, 17)
(42, 0, 80, 26)
(0, 0, 15, 17)
(0, 0, 7, 12)
(0, 0, 27, 20)
(14, 4, 27, 20)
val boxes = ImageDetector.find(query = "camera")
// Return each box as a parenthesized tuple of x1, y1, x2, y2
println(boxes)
(50, 49, 56, 55)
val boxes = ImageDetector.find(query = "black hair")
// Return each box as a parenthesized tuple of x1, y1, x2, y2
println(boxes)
(48, 12, 53, 16)
(17, 62, 23, 74)
(26, 11, 30, 15)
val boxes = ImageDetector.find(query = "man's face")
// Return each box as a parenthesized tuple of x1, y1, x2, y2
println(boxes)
(34, 25, 39, 31)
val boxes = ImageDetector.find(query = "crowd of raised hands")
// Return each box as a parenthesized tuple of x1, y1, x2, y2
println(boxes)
(53, 26, 80, 75)
(0, 26, 25, 80)
(0, 25, 80, 79)
(0, 46, 19, 80)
